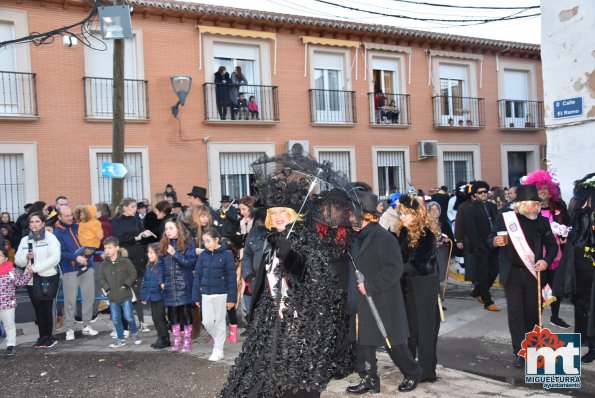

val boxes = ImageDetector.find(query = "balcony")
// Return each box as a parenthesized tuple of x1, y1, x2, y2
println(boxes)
(432, 95, 485, 129)
(309, 89, 356, 125)
(497, 100, 544, 130)
(83, 77, 149, 120)
(203, 83, 279, 123)
(368, 92, 410, 127)
(0, 71, 38, 118)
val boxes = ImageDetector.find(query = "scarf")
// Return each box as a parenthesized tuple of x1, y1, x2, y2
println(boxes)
(28, 228, 46, 242)
(0, 260, 14, 275)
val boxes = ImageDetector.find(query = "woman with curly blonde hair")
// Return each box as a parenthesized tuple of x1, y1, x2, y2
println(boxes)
(395, 193, 441, 383)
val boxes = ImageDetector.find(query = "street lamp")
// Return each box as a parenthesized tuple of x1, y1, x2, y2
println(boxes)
(171, 75, 192, 117)
(98, 5, 133, 39)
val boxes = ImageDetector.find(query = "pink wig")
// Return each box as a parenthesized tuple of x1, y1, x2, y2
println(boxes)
(523, 170, 561, 201)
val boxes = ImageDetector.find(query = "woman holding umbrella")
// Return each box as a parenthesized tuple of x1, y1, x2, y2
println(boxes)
(219, 154, 353, 398)
(396, 194, 442, 383)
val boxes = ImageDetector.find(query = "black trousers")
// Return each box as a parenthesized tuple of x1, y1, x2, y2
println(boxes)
(27, 285, 55, 338)
(168, 304, 193, 326)
(132, 275, 145, 323)
(404, 275, 440, 380)
(505, 267, 540, 355)
(356, 344, 421, 380)
(473, 250, 499, 307)
(150, 301, 168, 338)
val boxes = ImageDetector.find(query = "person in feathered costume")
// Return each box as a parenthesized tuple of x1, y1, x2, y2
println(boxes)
(219, 154, 356, 398)
(523, 169, 571, 328)
(554, 172, 595, 363)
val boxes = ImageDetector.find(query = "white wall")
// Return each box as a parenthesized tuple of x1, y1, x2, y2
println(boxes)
(541, 0, 595, 200)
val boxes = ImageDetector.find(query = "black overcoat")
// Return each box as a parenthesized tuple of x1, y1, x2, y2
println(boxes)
(350, 222, 409, 346)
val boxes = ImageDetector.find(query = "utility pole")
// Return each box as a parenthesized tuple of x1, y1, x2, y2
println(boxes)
(110, 0, 125, 212)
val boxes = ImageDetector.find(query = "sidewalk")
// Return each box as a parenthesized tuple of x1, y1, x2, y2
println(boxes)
(15, 312, 569, 398)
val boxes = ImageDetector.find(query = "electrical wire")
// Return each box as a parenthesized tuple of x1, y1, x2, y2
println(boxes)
(386, 0, 539, 11)
(0, 0, 106, 50)
(310, 0, 539, 26)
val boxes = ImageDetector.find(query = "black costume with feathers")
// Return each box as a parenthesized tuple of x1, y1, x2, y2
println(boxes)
(219, 154, 357, 397)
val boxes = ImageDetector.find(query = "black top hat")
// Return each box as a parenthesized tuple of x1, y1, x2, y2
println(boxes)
(220, 195, 232, 203)
(187, 186, 208, 200)
(136, 201, 146, 209)
(357, 191, 381, 217)
(517, 184, 540, 202)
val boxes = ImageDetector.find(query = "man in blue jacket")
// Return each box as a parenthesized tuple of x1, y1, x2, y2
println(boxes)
(53, 206, 98, 340)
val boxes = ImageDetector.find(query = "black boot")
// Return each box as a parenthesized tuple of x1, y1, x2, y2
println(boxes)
(346, 374, 380, 394)
(398, 376, 420, 392)
(582, 349, 595, 363)
(150, 337, 160, 349)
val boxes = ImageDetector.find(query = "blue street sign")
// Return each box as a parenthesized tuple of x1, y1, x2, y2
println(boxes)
(553, 97, 583, 119)
(101, 162, 128, 179)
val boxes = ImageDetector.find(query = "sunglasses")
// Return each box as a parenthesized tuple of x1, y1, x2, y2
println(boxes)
(476, 190, 488, 194)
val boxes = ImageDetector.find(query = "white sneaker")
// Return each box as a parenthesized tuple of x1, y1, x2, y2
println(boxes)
(65, 329, 75, 341)
(82, 325, 98, 336)
(109, 340, 125, 348)
(208, 350, 224, 361)
(133, 333, 142, 345)
(110, 329, 130, 339)
(139, 322, 151, 333)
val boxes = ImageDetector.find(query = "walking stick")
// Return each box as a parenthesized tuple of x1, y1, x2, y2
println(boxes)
(441, 239, 453, 301)
(537, 270, 542, 327)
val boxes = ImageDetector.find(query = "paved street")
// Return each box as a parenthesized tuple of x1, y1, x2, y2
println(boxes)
(3, 272, 594, 397)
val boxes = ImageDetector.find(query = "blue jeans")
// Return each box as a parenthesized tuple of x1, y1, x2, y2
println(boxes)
(109, 300, 138, 340)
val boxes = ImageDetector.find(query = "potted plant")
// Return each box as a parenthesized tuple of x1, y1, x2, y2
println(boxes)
(466, 119, 473, 126)
(525, 114, 535, 128)
(448, 117, 454, 126)
(458, 119, 464, 127)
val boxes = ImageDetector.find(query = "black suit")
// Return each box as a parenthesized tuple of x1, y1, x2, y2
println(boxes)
(488, 212, 558, 355)
(349, 222, 421, 381)
(466, 200, 499, 306)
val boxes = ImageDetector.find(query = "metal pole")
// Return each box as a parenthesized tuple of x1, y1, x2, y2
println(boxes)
(111, 0, 125, 213)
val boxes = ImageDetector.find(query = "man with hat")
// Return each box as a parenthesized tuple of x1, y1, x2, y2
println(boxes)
(186, 185, 219, 224)
(218, 195, 240, 244)
(489, 184, 558, 368)
(346, 191, 422, 394)
(465, 180, 500, 311)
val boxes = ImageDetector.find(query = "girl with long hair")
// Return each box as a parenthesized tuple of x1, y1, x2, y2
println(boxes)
(157, 220, 197, 352)
(395, 194, 442, 382)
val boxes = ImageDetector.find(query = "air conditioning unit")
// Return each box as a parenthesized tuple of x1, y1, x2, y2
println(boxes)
(418, 140, 438, 159)
(286, 140, 310, 156)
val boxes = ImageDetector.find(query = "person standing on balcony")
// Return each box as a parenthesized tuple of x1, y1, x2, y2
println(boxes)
(231, 66, 248, 111)
(215, 66, 233, 120)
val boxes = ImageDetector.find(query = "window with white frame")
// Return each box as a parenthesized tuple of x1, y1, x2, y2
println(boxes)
(0, 153, 25, 220)
(95, 152, 145, 203)
(502, 69, 530, 127)
(438, 63, 468, 124)
(0, 9, 35, 116)
(83, 32, 146, 119)
(312, 51, 353, 123)
(376, 151, 406, 201)
(219, 152, 264, 199)
(443, 152, 474, 191)
(318, 151, 352, 180)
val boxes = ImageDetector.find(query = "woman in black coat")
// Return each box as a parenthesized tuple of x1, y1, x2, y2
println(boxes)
(214, 66, 233, 120)
(396, 194, 442, 382)
(111, 197, 155, 330)
(346, 191, 422, 394)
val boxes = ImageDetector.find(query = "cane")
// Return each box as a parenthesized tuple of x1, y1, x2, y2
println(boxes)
(441, 239, 453, 301)
(537, 270, 542, 327)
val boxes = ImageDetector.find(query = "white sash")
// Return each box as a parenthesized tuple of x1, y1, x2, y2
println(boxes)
(502, 211, 553, 304)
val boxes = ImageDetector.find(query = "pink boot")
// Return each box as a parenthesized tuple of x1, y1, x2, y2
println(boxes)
(226, 324, 237, 343)
(182, 325, 193, 353)
(171, 324, 182, 352)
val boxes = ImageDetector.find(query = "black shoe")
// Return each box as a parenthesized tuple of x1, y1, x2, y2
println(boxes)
(33, 336, 45, 349)
(398, 377, 420, 392)
(513, 355, 525, 368)
(150, 337, 160, 349)
(5, 346, 15, 356)
(581, 349, 595, 363)
(346, 376, 380, 395)
(550, 317, 571, 329)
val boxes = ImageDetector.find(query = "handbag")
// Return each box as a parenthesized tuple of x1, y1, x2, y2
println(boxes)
(32, 273, 61, 301)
